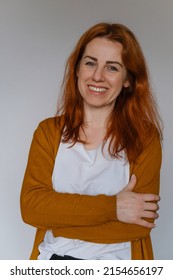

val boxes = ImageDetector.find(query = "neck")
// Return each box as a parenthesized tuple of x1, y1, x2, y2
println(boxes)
(83, 105, 112, 128)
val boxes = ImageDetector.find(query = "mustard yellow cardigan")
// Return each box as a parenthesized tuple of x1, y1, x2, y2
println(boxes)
(20, 117, 162, 260)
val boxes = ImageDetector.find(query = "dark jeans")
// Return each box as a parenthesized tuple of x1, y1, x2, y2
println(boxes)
(50, 254, 83, 260)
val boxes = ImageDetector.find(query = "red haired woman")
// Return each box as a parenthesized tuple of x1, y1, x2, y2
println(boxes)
(21, 23, 162, 260)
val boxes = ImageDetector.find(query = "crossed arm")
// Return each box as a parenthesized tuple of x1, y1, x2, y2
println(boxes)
(20, 119, 161, 242)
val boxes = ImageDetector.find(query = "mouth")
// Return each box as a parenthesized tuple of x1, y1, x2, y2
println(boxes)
(88, 85, 107, 94)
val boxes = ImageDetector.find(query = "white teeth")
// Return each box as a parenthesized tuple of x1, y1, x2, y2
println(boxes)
(89, 86, 107, 92)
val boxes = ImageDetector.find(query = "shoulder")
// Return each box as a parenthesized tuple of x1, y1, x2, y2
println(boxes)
(38, 115, 64, 131)
(137, 134, 162, 165)
(144, 133, 162, 159)
(36, 115, 65, 138)
(33, 116, 64, 156)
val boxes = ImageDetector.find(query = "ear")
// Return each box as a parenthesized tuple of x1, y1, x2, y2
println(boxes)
(123, 79, 130, 88)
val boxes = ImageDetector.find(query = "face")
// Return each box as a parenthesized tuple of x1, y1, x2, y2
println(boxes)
(77, 37, 129, 112)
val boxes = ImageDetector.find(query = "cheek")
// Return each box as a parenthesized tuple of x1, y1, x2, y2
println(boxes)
(77, 74, 85, 96)
(78, 64, 92, 80)
(77, 73, 90, 93)
(109, 76, 125, 88)
(77, 71, 84, 86)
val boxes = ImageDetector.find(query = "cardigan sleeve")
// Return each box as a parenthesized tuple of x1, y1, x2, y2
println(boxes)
(21, 117, 162, 243)
(20, 118, 116, 229)
(52, 135, 162, 242)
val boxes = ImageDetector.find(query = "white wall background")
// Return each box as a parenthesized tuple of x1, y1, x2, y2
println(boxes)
(0, 0, 172, 259)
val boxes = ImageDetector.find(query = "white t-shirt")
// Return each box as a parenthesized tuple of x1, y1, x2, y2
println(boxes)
(38, 141, 131, 260)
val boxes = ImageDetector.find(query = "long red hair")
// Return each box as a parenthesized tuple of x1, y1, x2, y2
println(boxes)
(57, 22, 162, 162)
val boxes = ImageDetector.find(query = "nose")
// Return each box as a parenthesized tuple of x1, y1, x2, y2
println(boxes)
(92, 66, 105, 82)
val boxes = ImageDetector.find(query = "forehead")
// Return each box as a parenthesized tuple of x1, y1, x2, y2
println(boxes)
(83, 37, 123, 60)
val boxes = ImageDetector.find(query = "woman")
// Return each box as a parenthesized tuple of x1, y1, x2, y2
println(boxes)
(20, 22, 162, 260)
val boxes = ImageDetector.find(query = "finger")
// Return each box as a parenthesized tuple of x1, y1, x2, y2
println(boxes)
(135, 219, 156, 229)
(142, 211, 159, 219)
(123, 174, 137, 192)
(144, 202, 159, 211)
(142, 194, 160, 202)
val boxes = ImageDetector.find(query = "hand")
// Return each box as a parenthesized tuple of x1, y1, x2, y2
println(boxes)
(116, 175, 160, 228)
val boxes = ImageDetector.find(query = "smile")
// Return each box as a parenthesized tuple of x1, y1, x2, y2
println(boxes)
(88, 86, 107, 93)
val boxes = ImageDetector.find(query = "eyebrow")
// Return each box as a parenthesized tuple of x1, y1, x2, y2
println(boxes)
(83, 55, 123, 68)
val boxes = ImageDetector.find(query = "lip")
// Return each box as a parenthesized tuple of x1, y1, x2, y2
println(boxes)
(88, 84, 108, 95)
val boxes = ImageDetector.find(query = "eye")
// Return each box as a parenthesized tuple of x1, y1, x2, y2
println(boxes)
(85, 60, 96, 67)
(107, 65, 118, 72)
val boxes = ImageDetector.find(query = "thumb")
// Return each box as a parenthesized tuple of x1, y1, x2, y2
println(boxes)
(123, 174, 137, 192)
